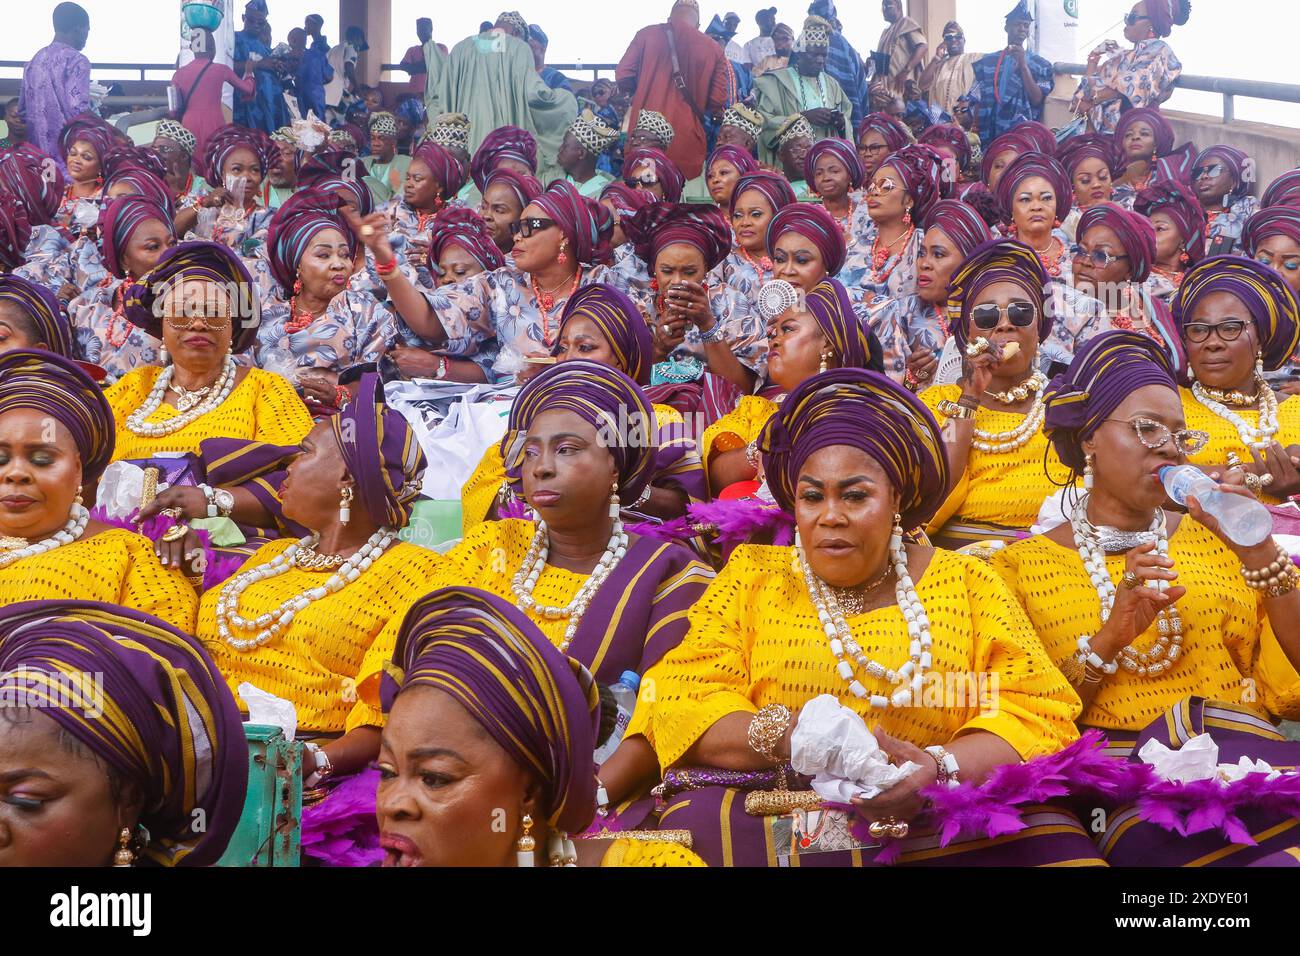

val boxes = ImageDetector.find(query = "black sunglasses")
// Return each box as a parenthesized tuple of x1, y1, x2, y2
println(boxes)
(970, 300, 1038, 330)
(1124, 12, 1150, 26)
(509, 216, 556, 238)
(625, 172, 659, 188)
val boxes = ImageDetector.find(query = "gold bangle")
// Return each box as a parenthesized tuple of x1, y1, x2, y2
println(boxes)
(743, 788, 824, 816)
(1057, 654, 1085, 686)
(589, 828, 693, 848)
(937, 399, 975, 421)
(746, 703, 792, 764)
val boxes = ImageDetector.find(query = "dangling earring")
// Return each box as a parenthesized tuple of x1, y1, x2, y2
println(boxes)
(158, 344, 169, 365)
(1053, 217, 1062, 228)
(339, 486, 353, 525)
(293, 277, 303, 296)
(649, 276, 659, 293)
(1084, 453, 1095, 491)
(113, 827, 135, 867)
(794, 527, 802, 550)
(608, 479, 620, 519)
(516, 813, 536, 867)
(1179, 250, 1190, 266)
(902, 208, 913, 228)
(889, 513, 904, 559)
(557, 239, 569, 266)
(819, 349, 832, 373)
(1256, 350, 1266, 379)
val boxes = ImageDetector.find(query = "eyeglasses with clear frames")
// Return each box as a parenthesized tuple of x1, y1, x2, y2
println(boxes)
(1102, 417, 1209, 455)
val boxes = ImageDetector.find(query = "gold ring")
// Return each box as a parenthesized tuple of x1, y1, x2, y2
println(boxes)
(1225, 452, 1243, 468)
(1244, 473, 1263, 494)
(1259, 473, 1275, 487)
(964, 337, 990, 358)
(887, 821, 910, 839)
(1121, 570, 1141, 590)
(360, 224, 375, 238)
(161, 523, 190, 543)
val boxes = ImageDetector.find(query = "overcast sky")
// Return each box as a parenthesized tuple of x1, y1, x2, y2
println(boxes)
(4, 1, 1296, 127)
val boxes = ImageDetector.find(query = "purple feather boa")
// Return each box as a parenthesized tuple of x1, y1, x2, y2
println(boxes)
(300, 768, 383, 867)
(1134, 767, 1300, 845)
(686, 498, 795, 547)
(92, 506, 245, 590)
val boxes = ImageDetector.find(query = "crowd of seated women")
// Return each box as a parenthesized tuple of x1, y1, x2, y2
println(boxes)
(6, 76, 1300, 869)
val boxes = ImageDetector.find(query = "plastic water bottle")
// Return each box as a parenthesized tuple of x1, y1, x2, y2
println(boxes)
(1159, 465, 1273, 547)
(593, 671, 640, 764)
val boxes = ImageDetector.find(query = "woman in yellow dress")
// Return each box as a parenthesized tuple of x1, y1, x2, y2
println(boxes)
(993, 330, 1300, 866)
(920, 239, 1074, 550)
(460, 282, 706, 535)
(1171, 256, 1300, 501)
(630, 368, 1092, 867)
(376, 585, 702, 866)
(703, 276, 880, 496)
(0, 350, 197, 632)
(112, 242, 314, 549)
(361, 360, 714, 816)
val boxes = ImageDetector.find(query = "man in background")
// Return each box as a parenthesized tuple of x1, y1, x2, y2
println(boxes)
(968, 1, 1054, 147)
(872, 0, 927, 104)
(529, 25, 574, 94)
(919, 20, 980, 118)
(617, 1, 730, 182)
(20, 1, 91, 162)
(742, 7, 778, 68)
(809, 0, 869, 129)
(399, 18, 435, 96)
(325, 25, 367, 118)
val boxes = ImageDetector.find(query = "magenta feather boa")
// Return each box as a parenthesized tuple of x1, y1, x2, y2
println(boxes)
(686, 498, 795, 547)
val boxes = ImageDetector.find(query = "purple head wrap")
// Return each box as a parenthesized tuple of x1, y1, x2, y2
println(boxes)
(200, 124, 277, 188)
(555, 283, 653, 385)
(729, 170, 797, 217)
(0, 144, 65, 225)
(1153, 141, 1199, 187)
(308, 176, 375, 218)
(1135, 179, 1207, 263)
(945, 238, 1051, 349)
(265, 188, 357, 296)
(878, 144, 950, 224)
(624, 202, 731, 273)
(624, 147, 686, 203)
(708, 145, 760, 179)
(531, 180, 613, 267)
(1195, 146, 1255, 203)
(1172, 255, 1300, 371)
(470, 125, 538, 191)
(1077, 202, 1157, 282)
(1056, 133, 1124, 182)
(980, 130, 1030, 186)
(329, 373, 427, 528)
(102, 164, 176, 220)
(411, 141, 468, 198)
(0, 349, 114, 485)
(427, 206, 505, 275)
(1243, 205, 1300, 259)
(0, 600, 248, 867)
(1146, 0, 1191, 38)
(500, 360, 657, 504)
(1043, 330, 1178, 472)
(483, 167, 544, 213)
(918, 124, 972, 174)
(97, 196, 175, 280)
(923, 199, 994, 258)
(765, 203, 847, 276)
(1262, 169, 1300, 210)
(855, 113, 911, 154)
(381, 586, 599, 836)
(804, 137, 865, 191)
(1114, 107, 1176, 159)
(996, 150, 1073, 223)
(59, 116, 116, 166)
(1015, 121, 1059, 155)
(124, 241, 262, 353)
(0, 276, 71, 357)
(101, 145, 168, 184)
(757, 368, 949, 529)
(0, 191, 32, 271)
(804, 278, 879, 371)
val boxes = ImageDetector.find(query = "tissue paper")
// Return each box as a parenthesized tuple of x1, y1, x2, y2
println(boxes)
(238, 682, 298, 741)
(790, 695, 920, 801)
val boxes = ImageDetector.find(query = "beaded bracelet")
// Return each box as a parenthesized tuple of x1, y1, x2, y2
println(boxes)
(375, 257, 398, 278)
(1240, 544, 1298, 595)
(745, 441, 761, 470)
(698, 320, 728, 345)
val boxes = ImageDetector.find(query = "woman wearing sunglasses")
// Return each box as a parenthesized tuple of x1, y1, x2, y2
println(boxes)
(477, 168, 543, 256)
(622, 147, 685, 203)
(355, 180, 615, 386)
(995, 330, 1300, 866)
(920, 240, 1076, 551)
(1192, 146, 1260, 256)
(1070, 1, 1189, 135)
(1071, 202, 1177, 348)
(1171, 256, 1300, 501)
(1134, 178, 1206, 303)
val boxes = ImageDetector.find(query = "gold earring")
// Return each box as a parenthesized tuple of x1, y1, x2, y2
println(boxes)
(819, 349, 832, 374)
(113, 827, 135, 867)
(516, 813, 536, 867)
(339, 486, 354, 525)
(609, 478, 621, 519)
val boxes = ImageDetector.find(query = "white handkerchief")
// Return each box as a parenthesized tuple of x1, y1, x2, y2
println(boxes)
(1138, 733, 1219, 783)
(790, 695, 920, 801)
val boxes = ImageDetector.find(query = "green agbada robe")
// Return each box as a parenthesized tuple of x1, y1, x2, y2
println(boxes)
(753, 66, 849, 167)
(433, 30, 577, 186)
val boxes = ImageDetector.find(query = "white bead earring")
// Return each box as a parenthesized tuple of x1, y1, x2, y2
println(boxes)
(1084, 453, 1095, 491)
(339, 486, 353, 525)
(608, 479, 620, 519)
(1256, 351, 1266, 378)
(516, 813, 535, 867)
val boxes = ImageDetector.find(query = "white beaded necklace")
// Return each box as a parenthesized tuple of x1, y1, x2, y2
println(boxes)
(509, 518, 628, 652)
(1069, 495, 1184, 678)
(126, 354, 238, 438)
(794, 524, 931, 709)
(971, 388, 1047, 454)
(0, 503, 90, 569)
(1190, 372, 1279, 451)
(216, 528, 397, 652)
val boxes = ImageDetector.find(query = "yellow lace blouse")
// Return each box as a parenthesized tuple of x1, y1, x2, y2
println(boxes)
(636, 544, 1081, 771)
(700, 395, 779, 467)
(919, 384, 1074, 535)
(992, 517, 1300, 730)
(460, 403, 685, 535)
(106, 366, 315, 462)
(0, 529, 197, 633)
(1180, 388, 1300, 503)
(197, 539, 446, 735)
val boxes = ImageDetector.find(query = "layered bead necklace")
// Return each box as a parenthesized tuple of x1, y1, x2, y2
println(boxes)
(794, 524, 932, 709)
(1191, 371, 1279, 451)
(216, 529, 397, 652)
(102, 280, 131, 348)
(125, 353, 238, 438)
(510, 517, 628, 652)
(531, 268, 583, 344)
(972, 370, 1048, 453)
(0, 501, 90, 570)
(870, 224, 915, 283)
(738, 246, 774, 279)
(1070, 495, 1184, 678)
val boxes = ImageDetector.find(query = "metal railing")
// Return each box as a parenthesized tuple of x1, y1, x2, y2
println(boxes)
(0, 60, 178, 82)
(1054, 63, 1300, 124)
(379, 62, 619, 85)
